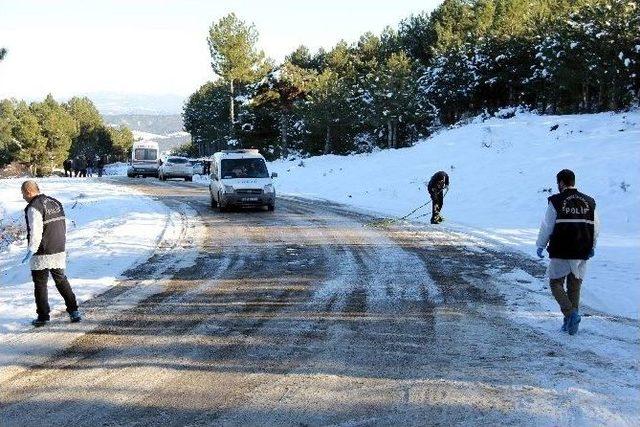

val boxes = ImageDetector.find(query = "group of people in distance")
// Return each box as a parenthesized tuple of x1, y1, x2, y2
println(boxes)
(62, 154, 108, 178)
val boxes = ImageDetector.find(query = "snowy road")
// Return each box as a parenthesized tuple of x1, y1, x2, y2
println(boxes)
(0, 178, 637, 426)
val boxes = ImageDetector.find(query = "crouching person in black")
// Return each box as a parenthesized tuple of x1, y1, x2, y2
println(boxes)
(427, 171, 449, 224)
(21, 180, 81, 327)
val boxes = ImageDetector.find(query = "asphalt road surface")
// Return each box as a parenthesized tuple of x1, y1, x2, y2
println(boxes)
(0, 178, 637, 426)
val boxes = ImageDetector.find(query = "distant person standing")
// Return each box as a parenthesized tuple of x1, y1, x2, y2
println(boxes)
(20, 180, 81, 326)
(74, 156, 82, 177)
(98, 154, 108, 177)
(96, 155, 104, 177)
(63, 158, 72, 177)
(71, 157, 78, 177)
(86, 155, 94, 177)
(426, 171, 449, 224)
(536, 169, 599, 335)
(77, 155, 88, 177)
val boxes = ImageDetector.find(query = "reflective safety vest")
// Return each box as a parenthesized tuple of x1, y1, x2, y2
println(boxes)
(548, 188, 596, 260)
(24, 194, 66, 256)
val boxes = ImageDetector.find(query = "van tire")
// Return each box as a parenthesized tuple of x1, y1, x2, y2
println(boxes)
(267, 203, 275, 211)
(185, 176, 192, 182)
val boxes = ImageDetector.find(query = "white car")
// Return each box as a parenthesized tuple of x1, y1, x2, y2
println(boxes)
(159, 156, 193, 181)
(209, 149, 277, 211)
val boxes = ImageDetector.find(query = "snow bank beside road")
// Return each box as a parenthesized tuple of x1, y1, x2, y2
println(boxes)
(269, 110, 640, 319)
(103, 162, 130, 176)
(0, 178, 168, 333)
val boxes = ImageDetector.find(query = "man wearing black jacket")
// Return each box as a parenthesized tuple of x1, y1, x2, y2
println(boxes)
(427, 171, 449, 224)
(536, 169, 599, 335)
(63, 158, 72, 177)
(97, 154, 107, 177)
(21, 180, 81, 327)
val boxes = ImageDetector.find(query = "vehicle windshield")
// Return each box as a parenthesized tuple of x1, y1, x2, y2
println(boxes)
(134, 148, 158, 161)
(221, 158, 268, 179)
(168, 157, 189, 164)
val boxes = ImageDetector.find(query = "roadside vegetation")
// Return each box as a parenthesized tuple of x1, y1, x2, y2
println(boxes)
(0, 95, 133, 175)
(185, 0, 639, 159)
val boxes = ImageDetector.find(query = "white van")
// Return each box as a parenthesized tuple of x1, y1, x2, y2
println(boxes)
(209, 149, 277, 211)
(127, 140, 159, 178)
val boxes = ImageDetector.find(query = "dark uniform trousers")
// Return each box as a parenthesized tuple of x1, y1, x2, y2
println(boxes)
(430, 190, 444, 222)
(32, 269, 78, 319)
(550, 273, 582, 317)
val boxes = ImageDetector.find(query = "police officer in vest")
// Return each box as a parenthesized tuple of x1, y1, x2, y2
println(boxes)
(536, 169, 599, 335)
(21, 180, 81, 327)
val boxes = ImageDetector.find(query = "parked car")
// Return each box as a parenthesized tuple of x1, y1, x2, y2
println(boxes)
(190, 159, 205, 175)
(209, 149, 277, 211)
(158, 156, 193, 181)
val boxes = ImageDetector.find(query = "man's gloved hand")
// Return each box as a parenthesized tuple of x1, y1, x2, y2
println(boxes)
(589, 248, 595, 259)
(536, 247, 545, 259)
(21, 250, 33, 264)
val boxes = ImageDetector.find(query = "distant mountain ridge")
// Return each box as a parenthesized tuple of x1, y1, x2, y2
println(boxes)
(89, 93, 186, 115)
(104, 114, 184, 134)
(105, 114, 190, 153)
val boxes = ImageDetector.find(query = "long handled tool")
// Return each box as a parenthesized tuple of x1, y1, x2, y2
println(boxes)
(366, 186, 448, 228)
(366, 200, 432, 228)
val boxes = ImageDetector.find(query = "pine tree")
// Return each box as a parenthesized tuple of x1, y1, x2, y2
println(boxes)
(0, 99, 19, 165)
(359, 52, 423, 148)
(30, 95, 78, 172)
(172, 141, 200, 158)
(530, 0, 639, 112)
(301, 69, 353, 154)
(419, 44, 477, 124)
(253, 62, 316, 156)
(182, 0, 638, 160)
(207, 13, 268, 140)
(107, 125, 134, 159)
(324, 41, 357, 80)
(429, 0, 476, 53)
(13, 101, 47, 175)
(183, 81, 231, 155)
(286, 45, 324, 71)
(64, 96, 104, 156)
(398, 12, 436, 66)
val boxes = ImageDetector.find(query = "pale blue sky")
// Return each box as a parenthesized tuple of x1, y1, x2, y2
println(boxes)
(0, 0, 442, 98)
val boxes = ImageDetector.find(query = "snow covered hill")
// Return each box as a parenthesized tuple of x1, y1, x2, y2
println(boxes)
(104, 114, 190, 153)
(270, 109, 640, 319)
(90, 93, 185, 115)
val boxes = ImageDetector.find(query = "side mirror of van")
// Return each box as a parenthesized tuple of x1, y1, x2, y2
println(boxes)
(271, 172, 278, 178)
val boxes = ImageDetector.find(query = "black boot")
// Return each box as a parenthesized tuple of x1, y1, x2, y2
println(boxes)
(32, 316, 50, 327)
